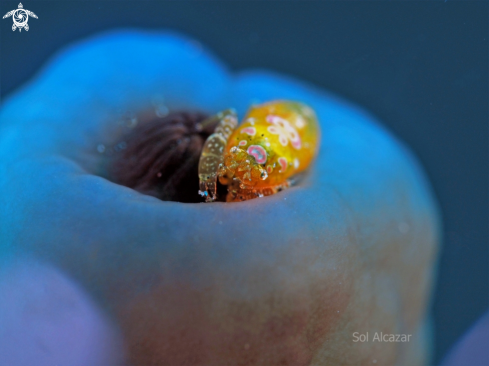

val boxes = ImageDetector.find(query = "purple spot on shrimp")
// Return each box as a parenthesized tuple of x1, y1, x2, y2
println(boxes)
(278, 157, 288, 172)
(247, 145, 267, 164)
(241, 127, 256, 136)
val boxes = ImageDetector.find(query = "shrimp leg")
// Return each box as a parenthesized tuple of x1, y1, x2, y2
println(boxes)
(198, 109, 238, 202)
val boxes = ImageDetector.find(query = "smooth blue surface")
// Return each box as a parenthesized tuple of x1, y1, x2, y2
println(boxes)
(0, 30, 441, 365)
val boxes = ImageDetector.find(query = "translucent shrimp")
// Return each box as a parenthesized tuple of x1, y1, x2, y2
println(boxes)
(198, 109, 238, 201)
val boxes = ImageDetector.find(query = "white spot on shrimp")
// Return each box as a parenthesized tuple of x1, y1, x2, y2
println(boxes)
(295, 116, 306, 128)
(293, 158, 300, 169)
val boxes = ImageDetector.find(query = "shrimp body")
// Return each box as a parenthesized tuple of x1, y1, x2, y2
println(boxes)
(199, 100, 320, 202)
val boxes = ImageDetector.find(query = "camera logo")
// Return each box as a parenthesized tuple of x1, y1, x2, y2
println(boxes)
(3, 3, 38, 32)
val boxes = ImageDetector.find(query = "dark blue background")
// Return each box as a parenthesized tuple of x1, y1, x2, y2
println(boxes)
(1, 1, 487, 364)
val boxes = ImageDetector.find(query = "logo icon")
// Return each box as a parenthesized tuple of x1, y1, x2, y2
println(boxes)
(3, 3, 37, 32)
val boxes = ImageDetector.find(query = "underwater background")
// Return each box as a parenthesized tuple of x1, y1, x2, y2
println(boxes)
(1, 1, 487, 364)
